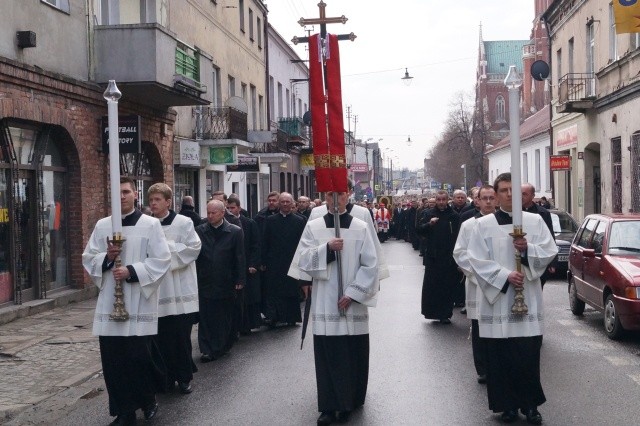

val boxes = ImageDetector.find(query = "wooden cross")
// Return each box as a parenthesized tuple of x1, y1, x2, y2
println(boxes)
(292, 1, 356, 45)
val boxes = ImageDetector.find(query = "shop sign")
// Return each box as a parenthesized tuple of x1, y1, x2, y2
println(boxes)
(556, 124, 577, 149)
(300, 153, 315, 170)
(350, 163, 368, 173)
(174, 140, 201, 166)
(227, 156, 260, 172)
(550, 155, 571, 171)
(209, 146, 236, 165)
(101, 115, 141, 154)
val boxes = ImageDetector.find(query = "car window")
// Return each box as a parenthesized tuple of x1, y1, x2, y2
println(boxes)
(608, 221, 640, 255)
(592, 221, 607, 255)
(552, 211, 579, 233)
(576, 218, 597, 248)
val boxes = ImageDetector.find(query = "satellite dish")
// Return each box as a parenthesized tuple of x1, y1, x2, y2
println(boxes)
(303, 110, 312, 126)
(224, 96, 248, 113)
(531, 60, 550, 82)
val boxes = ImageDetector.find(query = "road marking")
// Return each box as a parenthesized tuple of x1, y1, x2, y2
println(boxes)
(628, 374, 640, 385)
(605, 356, 639, 366)
(570, 329, 590, 336)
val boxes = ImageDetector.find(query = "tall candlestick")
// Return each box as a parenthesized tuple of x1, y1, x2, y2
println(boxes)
(104, 80, 122, 234)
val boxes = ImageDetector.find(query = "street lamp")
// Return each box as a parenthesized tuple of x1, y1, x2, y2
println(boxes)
(401, 68, 414, 86)
(461, 164, 467, 191)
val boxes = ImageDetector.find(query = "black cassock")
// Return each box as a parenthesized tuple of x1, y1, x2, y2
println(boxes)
(417, 206, 460, 320)
(262, 213, 306, 324)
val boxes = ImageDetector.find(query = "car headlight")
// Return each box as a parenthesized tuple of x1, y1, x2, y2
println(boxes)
(624, 287, 640, 299)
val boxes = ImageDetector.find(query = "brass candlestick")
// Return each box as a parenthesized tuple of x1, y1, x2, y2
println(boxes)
(509, 226, 528, 315)
(108, 233, 129, 321)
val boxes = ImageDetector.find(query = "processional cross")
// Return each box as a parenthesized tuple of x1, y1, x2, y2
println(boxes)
(294, 2, 356, 348)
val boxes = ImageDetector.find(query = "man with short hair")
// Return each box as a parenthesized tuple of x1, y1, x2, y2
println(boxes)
(179, 195, 204, 228)
(296, 190, 379, 425)
(451, 189, 469, 214)
(297, 196, 313, 219)
(467, 173, 557, 424)
(374, 202, 390, 242)
(453, 184, 496, 385)
(211, 191, 241, 227)
(417, 190, 460, 323)
(195, 200, 245, 362)
(83, 177, 171, 425)
(254, 191, 280, 233)
(148, 183, 201, 395)
(227, 196, 262, 333)
(261, 192, 306, 326)
(522, 183, 556, 287)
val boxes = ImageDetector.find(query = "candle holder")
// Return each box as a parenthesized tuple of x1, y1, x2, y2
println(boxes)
(108, 233, 129, 321)
(509, 226, 528, 315)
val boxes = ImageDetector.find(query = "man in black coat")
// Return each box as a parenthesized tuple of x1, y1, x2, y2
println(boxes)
(227, 196, 262, 333)
(254, 191, 280, 234)
(417, 190, 460, 323)
(178, 195, 204, 227)
(522, 183, 556, 286)
(195, 200, 245, 362)
(261, 192, 306, 326)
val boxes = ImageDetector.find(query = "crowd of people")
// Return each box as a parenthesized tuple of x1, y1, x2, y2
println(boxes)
(83, 178, 388, 425)
(84, 175, 558, 425)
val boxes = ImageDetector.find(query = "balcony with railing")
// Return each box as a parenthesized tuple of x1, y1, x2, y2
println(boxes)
(557, 73, 596, 114)
(94, 24, 210, 107)
(277, 117, 309, 146)
(192, 106, 248, 141)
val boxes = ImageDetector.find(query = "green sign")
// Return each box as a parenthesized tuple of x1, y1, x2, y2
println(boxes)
(209, 146, 236, 164)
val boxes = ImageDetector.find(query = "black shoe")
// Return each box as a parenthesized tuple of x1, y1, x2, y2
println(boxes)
(522, 408, 543, 425)
(477, 374, 487, 384)
(439, 318, 451, 324)
(110, 413, 136, 426)
(143, 401, 159, 421)
(500, 410, 518, 423)
(200, 354, 217, 363)
(178, 381, 192, 394)
(460, 308, 467, 315)
(317, 411, 336, 425)
(335, 410, 351, 423)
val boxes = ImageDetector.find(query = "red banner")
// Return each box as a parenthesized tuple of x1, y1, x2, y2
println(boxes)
(550, 155, 571, 171)
(308, 33, 348, 193)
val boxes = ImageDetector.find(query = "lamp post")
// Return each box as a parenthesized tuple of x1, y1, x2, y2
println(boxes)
(461, 163, 467, 191)
(103, 80, 129, 321)
(504, 65, 527, 315)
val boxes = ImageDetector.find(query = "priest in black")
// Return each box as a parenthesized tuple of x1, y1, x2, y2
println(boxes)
(417, 190, 460, 323)
(261, 192, 306, 326)
(195, 200, 245, 362)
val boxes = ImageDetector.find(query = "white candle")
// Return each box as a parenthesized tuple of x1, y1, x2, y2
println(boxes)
(104, 81, 123, 234)
(505, 66, 523, 227)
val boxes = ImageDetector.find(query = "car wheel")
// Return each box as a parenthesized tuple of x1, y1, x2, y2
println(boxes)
(569, 277, 585, 316)
(604, 294, 625, 340)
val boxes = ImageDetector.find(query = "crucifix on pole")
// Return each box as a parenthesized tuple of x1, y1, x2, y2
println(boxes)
(293, 1, 356, 348)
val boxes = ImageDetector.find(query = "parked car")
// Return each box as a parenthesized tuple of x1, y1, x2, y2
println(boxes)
(549, 209, 579, 273)
(567, 214, 640, 339)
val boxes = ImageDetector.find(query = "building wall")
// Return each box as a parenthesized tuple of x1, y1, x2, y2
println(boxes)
(0, 57, 175, 291)
(1, 0, 89, 80)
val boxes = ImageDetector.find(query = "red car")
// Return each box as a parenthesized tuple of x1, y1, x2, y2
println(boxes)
(567, 213, 640, 339)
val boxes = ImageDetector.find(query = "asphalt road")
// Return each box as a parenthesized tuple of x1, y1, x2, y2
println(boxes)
(22, 239, 640, 426)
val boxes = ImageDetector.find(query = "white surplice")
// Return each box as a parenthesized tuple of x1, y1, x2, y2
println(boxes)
(453, 216, 481, 320)
(297, 215, 379, 336)
(467, 212, 557, 338)
(157, 213, 201, 317)
(288, 204, 389, 282)
(83, 214, 171, 336)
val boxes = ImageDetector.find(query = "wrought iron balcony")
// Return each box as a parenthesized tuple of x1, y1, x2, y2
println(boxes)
(192, 106, 248, 141)
(250, 123, 289, 154)
(278, 117, 309, 145)
(557, 73, 596, 114)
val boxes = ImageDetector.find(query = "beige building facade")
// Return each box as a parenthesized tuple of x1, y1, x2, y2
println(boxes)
(546, 0, 640, 220)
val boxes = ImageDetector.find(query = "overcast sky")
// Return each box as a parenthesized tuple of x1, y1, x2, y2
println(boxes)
(266, 0, 534, 169)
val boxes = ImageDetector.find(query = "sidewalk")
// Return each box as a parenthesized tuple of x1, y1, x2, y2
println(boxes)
(0, 297, 102, 424)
